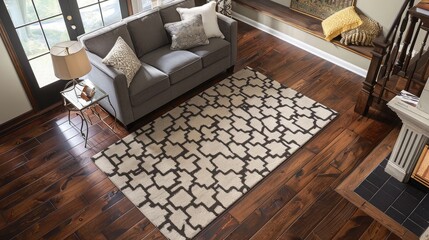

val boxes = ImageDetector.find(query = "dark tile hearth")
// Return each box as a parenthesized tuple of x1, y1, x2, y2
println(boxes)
(355, 158, 429, 236)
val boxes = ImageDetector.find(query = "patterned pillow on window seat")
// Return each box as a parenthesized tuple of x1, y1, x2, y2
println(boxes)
(340, 14, 382, 46)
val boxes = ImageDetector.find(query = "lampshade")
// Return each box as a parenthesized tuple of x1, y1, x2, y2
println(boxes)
(50, 41, 91, 80)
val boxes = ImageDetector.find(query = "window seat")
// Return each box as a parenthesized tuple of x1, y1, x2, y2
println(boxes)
(233, 0, 373, 59)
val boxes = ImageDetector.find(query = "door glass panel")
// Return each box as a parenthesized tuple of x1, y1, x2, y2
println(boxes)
(15, 23, 48, 59)
(79, 0, 122, 33)
(29, 54, 56, 88)
(4, 0, 70, 88)
(77, 0, 98, 8)
(80, 4, 103, 33)
(4, 0, 38, 27)
(41, 15, 69, 48)
(33, 0, 62, 19)
(101, 0, 121, 26)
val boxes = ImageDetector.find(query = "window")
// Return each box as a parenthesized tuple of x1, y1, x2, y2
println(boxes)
(77, 0, 122, 33)
(131, 0, 177, 14)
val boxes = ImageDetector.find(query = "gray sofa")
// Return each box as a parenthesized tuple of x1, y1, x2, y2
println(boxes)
(79, 0, 237, 127)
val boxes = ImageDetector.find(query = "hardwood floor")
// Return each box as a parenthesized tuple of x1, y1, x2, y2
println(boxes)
(0, 21, 404, 239)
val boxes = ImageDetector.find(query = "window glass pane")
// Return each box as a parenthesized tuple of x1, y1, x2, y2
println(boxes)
(4, 0, 38, 27)
(41, 16, 69, 48)
(77, 0, 98, 8)
(80, 5, 103, 32)
(101, 0, 121, 26)
(30, 54, 57, 88)
(16, 23, 48, 59)
(33, 0, 62, 19)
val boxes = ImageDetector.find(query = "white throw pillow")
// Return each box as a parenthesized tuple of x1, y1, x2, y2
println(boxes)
(176, 1, 224, 39)
(102, 36, 141, 87)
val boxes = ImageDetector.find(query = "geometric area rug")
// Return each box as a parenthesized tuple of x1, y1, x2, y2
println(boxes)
(92, 67, 337, 239)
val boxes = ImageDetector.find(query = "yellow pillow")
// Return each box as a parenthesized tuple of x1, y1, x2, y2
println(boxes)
(321, 6, 363, 41)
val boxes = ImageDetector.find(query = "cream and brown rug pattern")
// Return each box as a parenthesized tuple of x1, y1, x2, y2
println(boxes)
(92, 67, 337, 239)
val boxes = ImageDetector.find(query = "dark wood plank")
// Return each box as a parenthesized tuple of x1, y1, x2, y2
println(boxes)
(143, 230, 167, 240)
(226, 185, 296, 239)
(359, 221, 393, 240)
(332, 209, 374, 239)
(13, 196, 87, 240)
(76, 198, 135, 240)
(311, 199, 358, 239)
(228, 149, 315, 222)
(0, 151, 72, 199)
(116, 218, 154, 240)
(250, 166, 341, 240)
(101, 208, 146, 240)
(41, 190, 125, 239)
(0, 138, 39, 162)
(195, 213, 239, 240)
(0, 201, 56, 239)
(280, 189, 343, 239)
(0, 157, 90, 224)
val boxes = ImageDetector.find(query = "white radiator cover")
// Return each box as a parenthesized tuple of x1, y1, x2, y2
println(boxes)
(387, 96, 429, 182)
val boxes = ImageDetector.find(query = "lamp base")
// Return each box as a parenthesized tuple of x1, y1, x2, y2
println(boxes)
(63, 78, 84, 97)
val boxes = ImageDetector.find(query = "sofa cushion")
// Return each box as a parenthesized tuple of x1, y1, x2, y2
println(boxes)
(141, 45, 202, 84)
(164, 14, 209, 50)
(129, 62, 170, 106)
(126, 11, 170, 58)
(159, 0, 195, 24)
(189, 38, 230, 67)
(80, 22, 135, 59)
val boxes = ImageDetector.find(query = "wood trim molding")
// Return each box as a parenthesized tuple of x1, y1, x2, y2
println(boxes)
(0, 101, 61, 136)
(0, 17, 38, 110)
(336, 127, 419, 240)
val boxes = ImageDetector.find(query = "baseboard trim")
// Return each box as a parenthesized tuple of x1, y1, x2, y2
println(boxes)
(232, 12, 368, 77)
(0, 102, 62, 136)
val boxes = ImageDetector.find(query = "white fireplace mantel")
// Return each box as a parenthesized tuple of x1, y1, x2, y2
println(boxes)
(386, 96, 429, 182)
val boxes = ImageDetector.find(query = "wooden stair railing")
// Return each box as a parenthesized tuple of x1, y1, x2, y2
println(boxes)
(355, 0, 429, 115)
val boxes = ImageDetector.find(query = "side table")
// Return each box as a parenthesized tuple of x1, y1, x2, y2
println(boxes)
(61, 79, 117, 147)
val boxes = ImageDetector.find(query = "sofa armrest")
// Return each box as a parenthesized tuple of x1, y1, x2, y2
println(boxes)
(217, 13, 237, 66)
(86, 51, 134, 126)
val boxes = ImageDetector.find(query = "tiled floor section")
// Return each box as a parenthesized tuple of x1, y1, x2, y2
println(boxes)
(355, 159, 429, 236)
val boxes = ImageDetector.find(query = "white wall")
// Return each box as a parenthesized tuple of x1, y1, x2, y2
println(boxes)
(0, 36, 32, 124)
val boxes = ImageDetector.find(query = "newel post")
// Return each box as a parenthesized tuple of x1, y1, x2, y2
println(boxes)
(354, 37, 390, 115)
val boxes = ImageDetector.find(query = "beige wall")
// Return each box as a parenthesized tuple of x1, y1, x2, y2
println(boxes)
(0, 36, 32, 124)
(233, 0, 406, 71)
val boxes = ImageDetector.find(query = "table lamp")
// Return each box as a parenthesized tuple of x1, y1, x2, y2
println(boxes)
(50, 41, 91, 92)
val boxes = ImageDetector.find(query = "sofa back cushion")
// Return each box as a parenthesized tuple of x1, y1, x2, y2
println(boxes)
(80, 22, 135, 59)
(159, 0, 195, 24)
(126, 11, 169, 58)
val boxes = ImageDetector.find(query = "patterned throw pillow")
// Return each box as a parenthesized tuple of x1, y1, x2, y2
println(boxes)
(102, 36, 141, 87)
(177, 1, 225, 39)
(321, 6, 363, 41)
(165, 14, 209, 50)
(340, 15, 382, 46)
